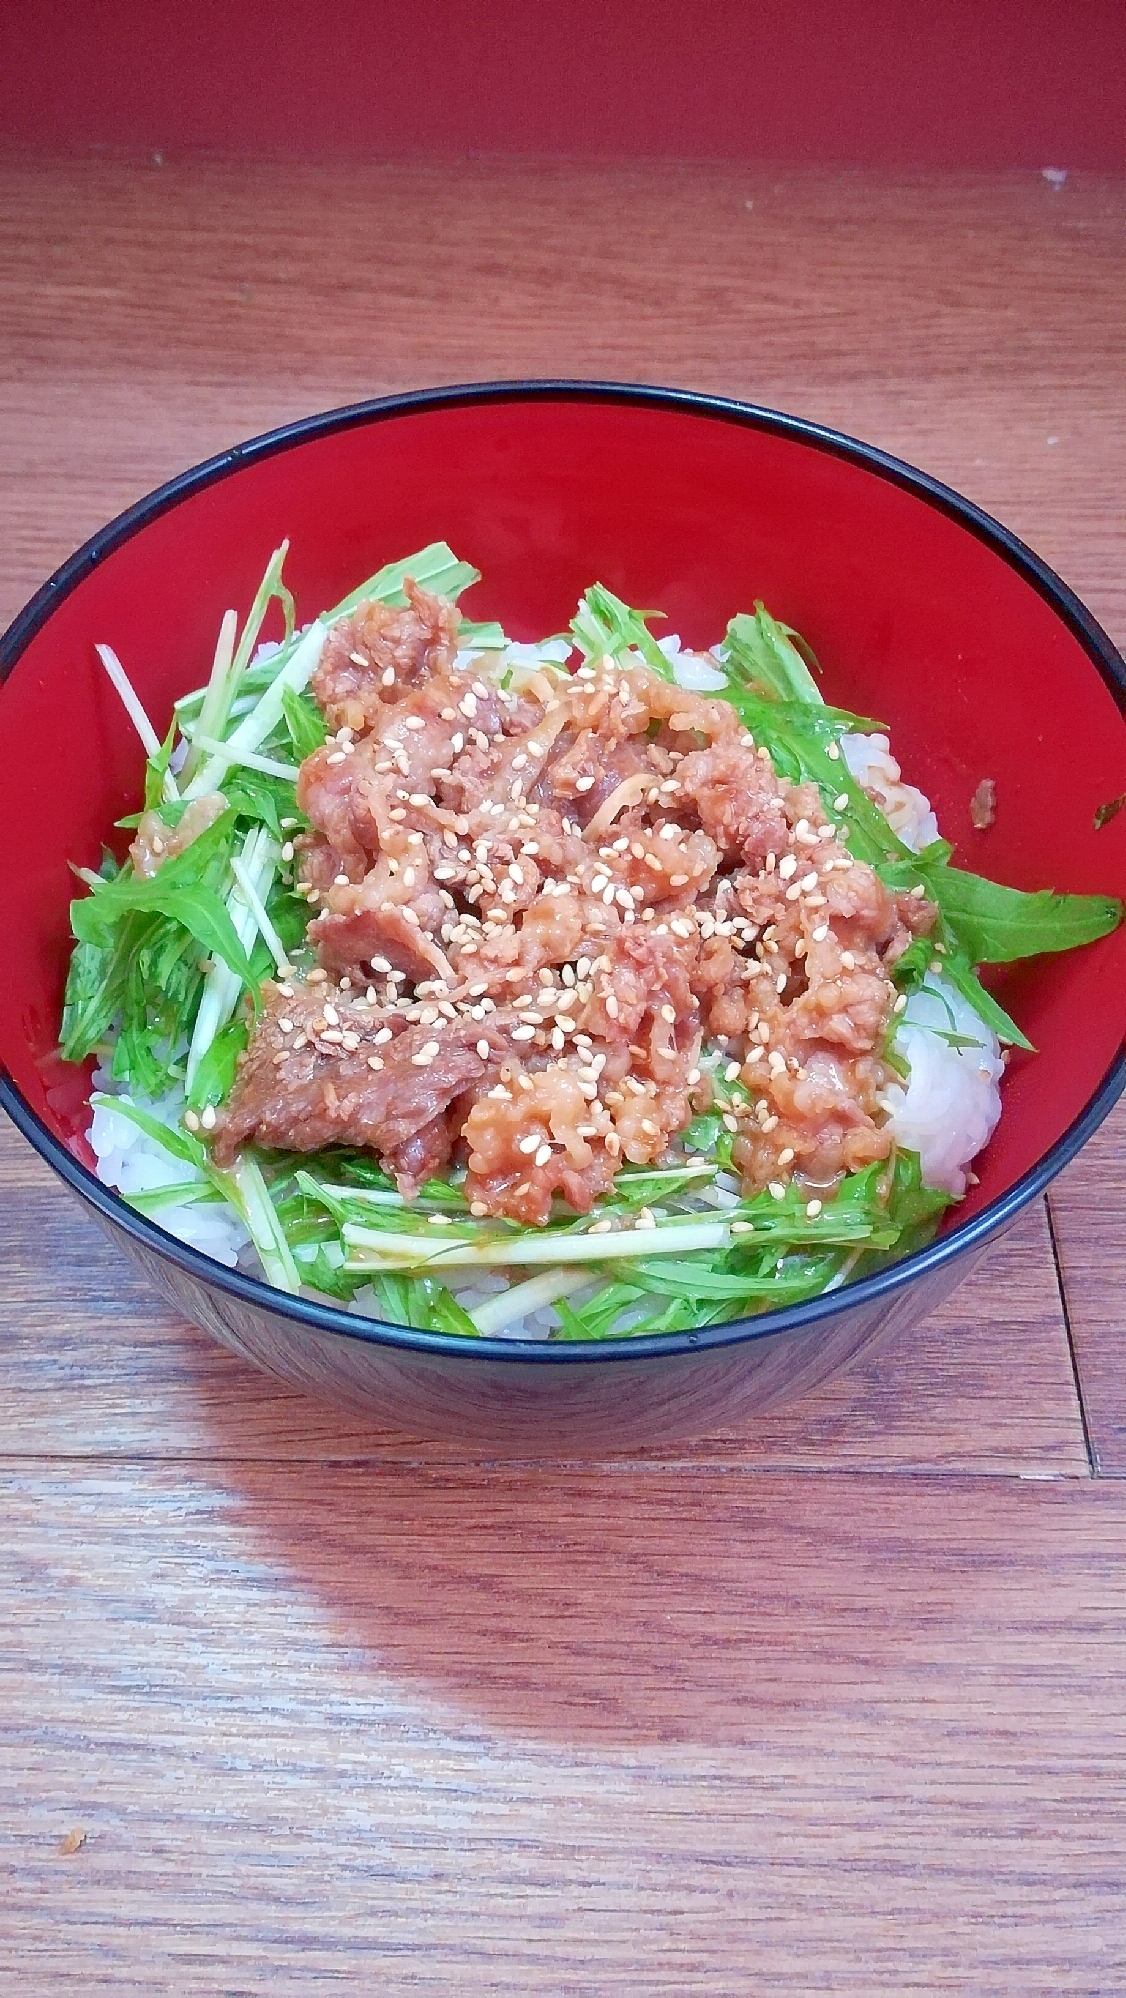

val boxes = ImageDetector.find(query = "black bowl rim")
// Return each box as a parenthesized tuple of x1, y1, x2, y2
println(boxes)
(2, 378, 1124, 1367)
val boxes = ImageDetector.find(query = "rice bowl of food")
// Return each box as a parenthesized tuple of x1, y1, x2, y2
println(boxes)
(2, 383, 1124, 1448)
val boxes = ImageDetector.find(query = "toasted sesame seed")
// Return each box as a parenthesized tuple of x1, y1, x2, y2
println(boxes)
(307, 968, 328, 983)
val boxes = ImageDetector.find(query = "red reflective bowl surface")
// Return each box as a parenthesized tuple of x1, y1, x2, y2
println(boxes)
(1, 385, 1123, 1444)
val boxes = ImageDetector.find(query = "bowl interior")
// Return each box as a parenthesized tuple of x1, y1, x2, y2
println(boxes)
(2, 389, 1125, 1235)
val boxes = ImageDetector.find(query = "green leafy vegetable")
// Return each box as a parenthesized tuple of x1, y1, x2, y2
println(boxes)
(570, 583, 671, 677)
(186, 1017, 248, 1111)
(280, 685, 328, 762)
(723, 603, 822, 704)
(919, 869, 1122, 964)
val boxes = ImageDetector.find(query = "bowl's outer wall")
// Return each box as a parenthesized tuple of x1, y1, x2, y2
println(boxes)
(83, 1176, 993, 1451)
(3, 393, 1125, 1225)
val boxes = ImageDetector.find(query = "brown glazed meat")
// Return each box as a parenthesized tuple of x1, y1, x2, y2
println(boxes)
(214, 584, 938, 1220)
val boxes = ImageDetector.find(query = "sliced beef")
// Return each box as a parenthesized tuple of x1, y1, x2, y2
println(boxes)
(218, 619, 941, 1218)
(310, 578, 460, 732)
(212, 981, 511, 1192)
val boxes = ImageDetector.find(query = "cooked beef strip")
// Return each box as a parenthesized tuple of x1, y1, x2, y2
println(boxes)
(215, 595, 938, 1213)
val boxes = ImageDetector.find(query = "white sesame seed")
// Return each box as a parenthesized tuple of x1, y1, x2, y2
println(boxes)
(778, 854, 798, 880)
(200, 1105, 217, 1131)
(893, 993, 908, 1013)
(183, 1109, 201, 1132)
(806, 1199, 823, 1217)
(768, 1181, 786, 1199)
(325, 750, 346, 765)
(511, 1024, 536, 1041)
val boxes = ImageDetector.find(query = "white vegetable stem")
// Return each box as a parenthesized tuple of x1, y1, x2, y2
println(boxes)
(180, 608, 237, 784)
(468, 1267, 593, 1336)
(222, 1154, 301, 1293)
(187, 733, 299, 782)
(230, 857, 291, 977)
(343, 1216, 732, 1271)
(182, 621, 328, 800)
(185, 825, 279, 1088)
(95, 645, 179, 804)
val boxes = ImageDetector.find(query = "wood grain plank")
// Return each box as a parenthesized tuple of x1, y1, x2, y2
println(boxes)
(1, 158, 1124, 649)
(1048, 1094, 1126, 1475)
(0, 1116, 1085, 1473)
(1, 150, 1125, 1996)
(2, 1462, 1125, 1994)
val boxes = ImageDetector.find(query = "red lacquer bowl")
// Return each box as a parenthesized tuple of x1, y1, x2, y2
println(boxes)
(2, 384, 1124, 1448)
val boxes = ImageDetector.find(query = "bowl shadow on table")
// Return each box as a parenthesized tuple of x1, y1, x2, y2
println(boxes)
(178, 1202, 1086, 1747)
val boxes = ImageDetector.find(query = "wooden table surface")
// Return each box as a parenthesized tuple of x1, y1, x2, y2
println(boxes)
(2, 154, 1125, 1995)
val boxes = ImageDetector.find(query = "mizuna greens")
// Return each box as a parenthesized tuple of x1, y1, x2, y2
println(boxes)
(63, 550, 1122, 1338)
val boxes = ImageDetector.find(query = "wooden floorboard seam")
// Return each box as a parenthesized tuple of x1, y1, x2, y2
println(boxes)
(1044, 1195, 1098, 1477)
